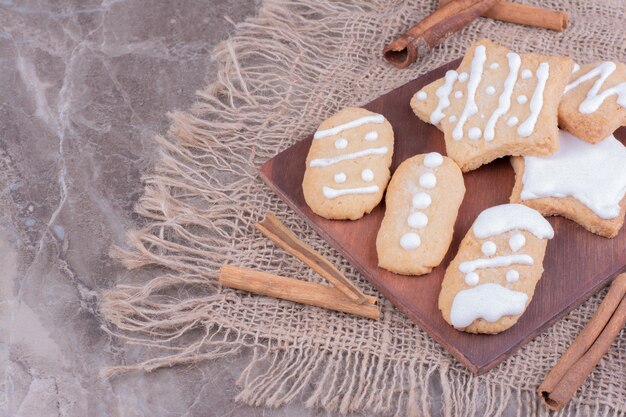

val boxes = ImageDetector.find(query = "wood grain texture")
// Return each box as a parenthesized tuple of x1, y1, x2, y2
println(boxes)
(259, 59, 626, 374)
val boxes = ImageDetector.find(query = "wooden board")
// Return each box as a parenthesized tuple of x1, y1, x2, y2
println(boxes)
(259, 59, 626, 374)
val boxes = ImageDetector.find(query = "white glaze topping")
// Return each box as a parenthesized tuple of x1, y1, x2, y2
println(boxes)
(490, 62, 500, 70)
(484, 52, 521, 142)
(424, 152, 443, 168)
(450, 283, 528, 328)
(458, 72, 469, 82)
(309, 146, 388, 168)
(518, 62, 549, 137)
(335, 138, 348, 149)
(521, 131, 626, 219)
(563, 61, 626, 114)
(516, 95, 528, 104)
(419, 172, 437, 189)
(334, 172, 346, 183)
(472, 204, 554, 239)
(412, 192, 432, 209)
(509, 233, 526, 252)
(407, 212, 428, 229)
(481, 241, 497, 257)
(314, 114, 385, 139)
(465, 272, 479, 286)
(431, 70, 458, 124)
(453, 45, 486, 140)
(454, 91, 463, 99)
(468, 127, 482, 140)
(507, 116, 519, 127)
(400, 232, 421, 250)
(459, 254, 534, 274)
(322, 185, 379, 199)
(521, 69, 533, 79)
(416, 91, 427, 100)
(486, 86, 496, 95)
(364, 131, 378, 141)
(506, 270, 520, 283)
(361, 169, 374, 182)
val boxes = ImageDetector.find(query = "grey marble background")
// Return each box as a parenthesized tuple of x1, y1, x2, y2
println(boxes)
(0, 1, 338, 416)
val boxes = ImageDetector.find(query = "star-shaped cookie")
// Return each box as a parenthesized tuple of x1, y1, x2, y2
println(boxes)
(411, 38, 573, 172)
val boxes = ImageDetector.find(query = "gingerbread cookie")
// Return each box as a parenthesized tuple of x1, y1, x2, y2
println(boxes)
(511, 130, 626, 238)
(558, 61, 626, 144)
(376, 152, 465, 275)
(439, 204, 554, 334)
(303, 107, 394, 220)
(411, 38, 573, 172)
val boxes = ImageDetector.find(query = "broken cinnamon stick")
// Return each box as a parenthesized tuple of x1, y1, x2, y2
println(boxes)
(539, 273, 626, 410)
(254, 213, 370, 304)
(219, 265, 380, 320)
(384, 0, 497, 68)
(439, 0, 568, 32)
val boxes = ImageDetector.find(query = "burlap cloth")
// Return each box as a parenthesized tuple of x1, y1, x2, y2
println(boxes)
(101, 1, 626, 415)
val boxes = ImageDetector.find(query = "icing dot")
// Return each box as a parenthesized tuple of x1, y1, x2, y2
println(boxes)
(334, 138, 348, 150)
(517, 95, 528, 104)
(424, 152, 443, 168)
(448, 115, 457, 123)
(507, 116, 519, 127)
(486, 86, 496, 95)
(412, 192, 432, 209)
(481, 241, 497, 257)
(407, 212, 428, 229)
(400, 233, 421, 250)
(458, 72, 469, 82)
(419, 172, 437, 189)
(521, 69, 533, 79)
(364, 131, 378, 141)
(465, 272, 479, 286)
(468, 127, 482, 141)
(361, 169, 374, 182)
(334, 172, 346, 183)
(573, 63, 580, 73)
(416, 91, 427, 101)
(509, 233, 526, 252)
(506, 270, 520, 283)
(490, 62, 500, 70)
(454, 91, 463, 99)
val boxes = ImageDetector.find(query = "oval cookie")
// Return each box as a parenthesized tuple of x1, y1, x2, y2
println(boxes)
(303, 107, 394, 220)
(438, 204, 554, 334)
(376, 152, 465, 276)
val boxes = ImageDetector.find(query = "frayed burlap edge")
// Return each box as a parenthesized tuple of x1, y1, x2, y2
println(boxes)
(100, 0, 626, 415)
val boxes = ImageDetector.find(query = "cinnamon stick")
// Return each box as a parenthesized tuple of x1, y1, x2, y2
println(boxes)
(254, 213, 370, 304)
(539, 274, 626, 410)
(384, 0, 497, 68)
(439, 0, 568, 32)
(219, 265, 380, 320)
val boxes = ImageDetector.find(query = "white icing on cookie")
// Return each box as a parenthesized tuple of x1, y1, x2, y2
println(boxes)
(453, 45, 486, 140)
(448, 115, 457, 123)
(507, 116, 519, 127)
(465, 272, 479, 286)
(484, 52, 521, 142)
(407, 212, 428, 229)
(314, 114, 385, 139)
(490, 62, 500, 70)
(481, 241, 497, 257)
(564, 61, 626, 114)
(509, 233, 526, 252)
(334, 172, 346, 183)
(468, 127, 482, 140)
(400, 232, 421, 250)
(450, 283, 528, 328)
(518, 62, 549, 137)
(361, 169, 374, 182)
(516, 95, 528, 104)
(521, 69, 533, 79)
(309, 146, 388, 168)
(322, 185, 379, 199)
(458, 72, 469, 82)
(419, 172, 437, 189)
(334, 138, 348, 149)
(416, 91, 427, 101)
(573, 63, 580, 73)
(454, 91, 463, 99)
(430, 70, 458, 124)
(412, 192, 431, 209)
(486, 86, 496, 95)
(459, 254, 534, 274)
(473, 204, 554, 239)
(506, 270, 520, 283)
(521, 131, 626, 219)
(424, 152, 443, 168)
(364, 131, 378, 141)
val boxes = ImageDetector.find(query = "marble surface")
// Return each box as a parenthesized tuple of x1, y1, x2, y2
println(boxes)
(0, 1, 333, 416)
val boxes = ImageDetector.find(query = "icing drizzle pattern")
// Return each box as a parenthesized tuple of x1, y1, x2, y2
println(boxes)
(518, 62, 549, 137)
(564, 61, 626, 114)
(314, 114, 384, 139)
(453, 44, 486, 140)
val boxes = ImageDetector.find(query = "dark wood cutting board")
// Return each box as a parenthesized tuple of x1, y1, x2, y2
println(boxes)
(259, 59, 626, 374)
